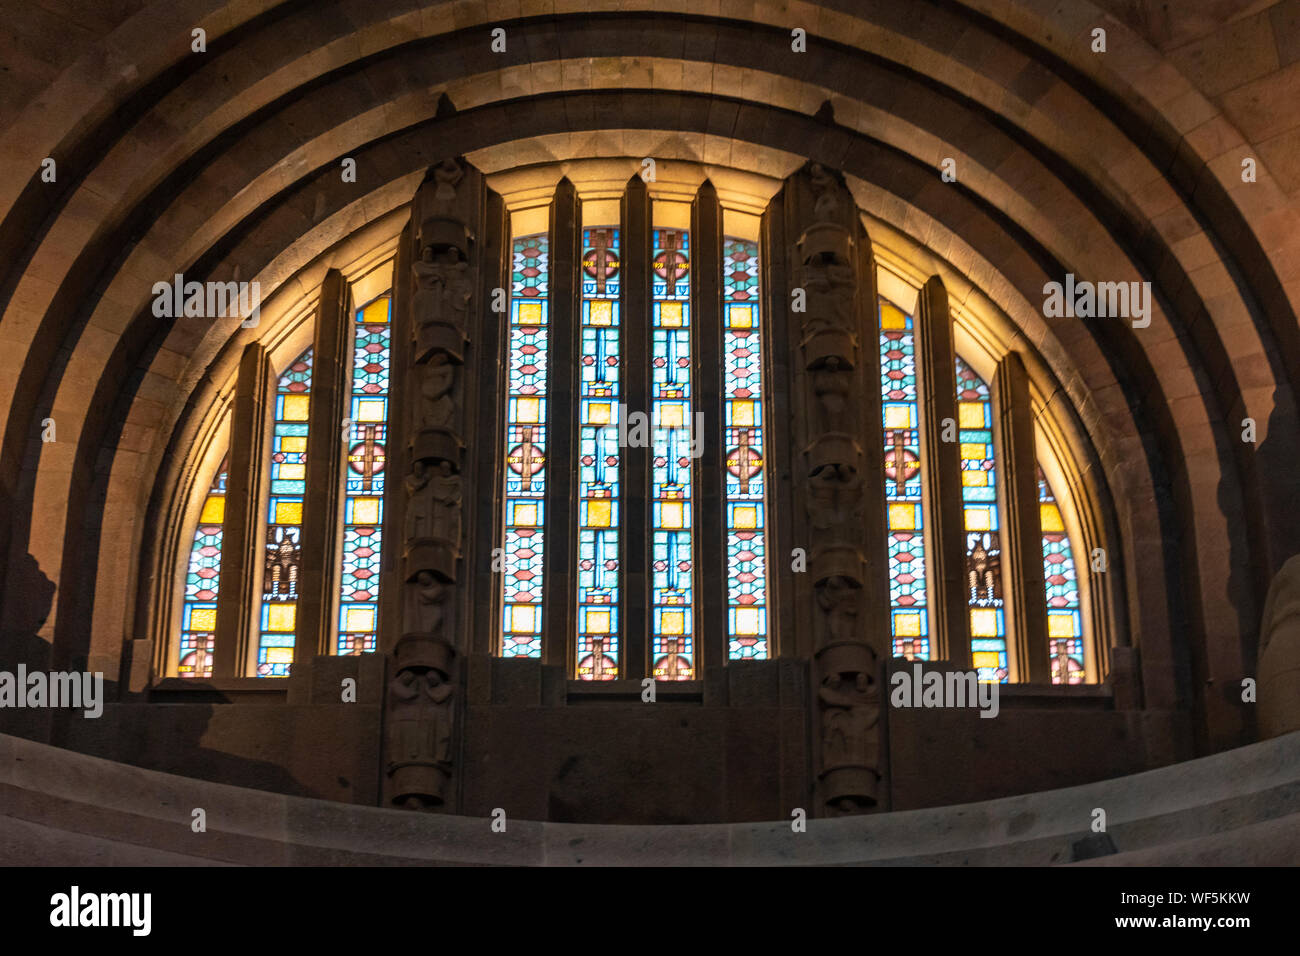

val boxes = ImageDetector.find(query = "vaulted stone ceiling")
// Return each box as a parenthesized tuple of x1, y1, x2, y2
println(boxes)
(1, 1, 1297, 754)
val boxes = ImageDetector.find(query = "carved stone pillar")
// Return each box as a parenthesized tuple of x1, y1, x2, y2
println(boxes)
(782, 162, 889, 814)
(382, 158, 488, 810)
(212, 342, 274, 677)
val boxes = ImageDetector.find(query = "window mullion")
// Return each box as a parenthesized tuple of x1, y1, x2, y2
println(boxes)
(212, 342, 275, 678)
(293, 269, 354, 666)
(692, 182, 725, 673)
(915, 275, 972, 668)
(545, 179, 579, 669)
(994, 351, 1051, 683)
(621, 175, 651, 681)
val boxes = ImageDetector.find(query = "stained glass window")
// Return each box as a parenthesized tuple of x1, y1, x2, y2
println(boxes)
(502, 234, 550, 659)
(258, 347, 313, 677)
(651, 226, 695, 679)
(956, 356, 1007, 682)
(576, 226, 621, 679)
(338, 295, 391, 656)
(723, 238, 769, 661)
(179, 459, 227, 678)
(879, 300, 929, 661)
(1039, 466, 1085, 683)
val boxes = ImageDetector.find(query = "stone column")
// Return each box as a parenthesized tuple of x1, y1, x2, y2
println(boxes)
(691, 180, 726, 672)
(915, 276, 972, 668)
(782, 162, 889, 815)
(383, 157, 488, 810)
(212, 342, 274, 677)
(542, 178, 579, 668)
(995, 351, 1050, 683)
(621, 174, 650, 680)
(294, 268, 353, 663)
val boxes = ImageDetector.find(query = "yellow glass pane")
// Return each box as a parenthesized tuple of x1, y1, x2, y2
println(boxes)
(883, 404, 911, 429)
(352, 498, 380, 525)
(1040, 503, 1065, 533)
(267, 646, 294, 664)
(199, 494, 225, 524)
(970, 608, 998, 636)
(267, 604, 296, 632)
(275, 501, 303, 525)
(660, 501, 684, 529)
(894, 612, 922, 637)
(733, 505, 758, 530)
(880, 303, 906, 329)
(517, 396, 541, 424)
(659, 403, 686, 428)
(960, 442, 987, 460)
(659, 302, 684, 327)
(727, 304, 753, 329)
(282, 394, 310, 421)
(357, 399, 386, 422)
(958, 402, 985, 429)
(888, 502, 917, 530)
(518, 302, 543, 325)
(732, 400, 755, 426)
(281, 435, 307, 453)
(345, 607, 376, 632)
(279, 464, 306, 481)
(660, 611, 685, 636)
(189, 608, 217, 631)
(509, 604, 537, 633)
(361, 297, 390, 324)
(735, 607, 761, 635)
(972, 650, 1000, 670)
(513, 502, 538, 527)
(961, 469, 988, 487)
(588, 402, 612, 425)
(589, 300, 613, 326)
(1048, 613, 1078, 638)
(586, 499, 612, 528)
(587, 610, 610, 634)
(964, 507, 991, 531)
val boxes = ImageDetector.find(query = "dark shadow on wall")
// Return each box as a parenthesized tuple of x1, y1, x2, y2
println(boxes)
(0, 552, 57, 742)
(59, 693, 321, 802)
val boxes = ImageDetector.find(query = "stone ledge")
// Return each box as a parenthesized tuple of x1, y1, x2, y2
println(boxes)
(0, 730, 1296, 865)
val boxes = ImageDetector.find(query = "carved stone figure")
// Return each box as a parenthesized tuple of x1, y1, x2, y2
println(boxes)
(814, 574, 861, 646)
(407, 570, 446, 635)
(412, 247, 472, 341)
(433, 157, 463, 200)
(387, 667, 455, 810)
(817, 668, 880, 811)
(405, 460, 432, 540)
(418, 354, 456, 429)
(807, 462, 863, 534)
(809, 162, 840, 221)
(801, 260, 856, 337)
(811, 356, 851, 427)
(429, 460, 462, 546)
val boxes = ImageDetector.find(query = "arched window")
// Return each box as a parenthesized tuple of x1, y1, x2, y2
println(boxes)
(170, 293, 393, 678)
(166, 170, 1096, 689)
(494, 202, 777, 681)
(877, 293, 1095, 683)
